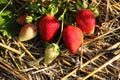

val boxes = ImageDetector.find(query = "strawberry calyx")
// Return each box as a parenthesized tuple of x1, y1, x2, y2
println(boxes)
(89, 6, 99, 17)
(26, 15, 33, 24)
(46, 4, 58, 16)
(44, 43, 60, 64)
(17, 13, 30, 25)
(40, 4, 58, 16)
(75, 0, 88, 11)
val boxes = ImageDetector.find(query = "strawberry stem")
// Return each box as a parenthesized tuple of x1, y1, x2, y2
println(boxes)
(56, 8, 67, 45)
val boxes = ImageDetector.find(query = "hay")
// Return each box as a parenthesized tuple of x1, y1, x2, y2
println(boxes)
(0, 0, 120, 80)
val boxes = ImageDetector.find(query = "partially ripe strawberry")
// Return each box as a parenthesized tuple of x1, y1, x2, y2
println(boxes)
(38, 15, 60, 42)
(76, 9, 95, 34)
(17, 13, 29, 25)
(18, 24, 37, 42)
(62, 25, 83, 54)
(44, 43, 60, 64)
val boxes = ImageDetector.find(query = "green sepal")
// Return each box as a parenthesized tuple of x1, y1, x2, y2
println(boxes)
(39, 7, 47, 15)
(75, 0, 88, 10)
(26, 16, 33, 24)
(47, 4, 58, 15)
(89, 6, 99, 17)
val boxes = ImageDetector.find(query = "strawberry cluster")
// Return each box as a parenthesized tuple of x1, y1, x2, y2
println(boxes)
(16, 2, 97, 64)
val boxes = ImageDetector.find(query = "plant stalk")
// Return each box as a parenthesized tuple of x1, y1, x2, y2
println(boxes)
(56, 8, 67, 44)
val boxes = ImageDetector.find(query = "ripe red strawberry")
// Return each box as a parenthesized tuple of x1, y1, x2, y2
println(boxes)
(38, 14, 60, 42)
(62, 25, 83, 54)
(76, 9, 95, 34)
(17, 13, 29, 25)
(18, 24, 37, 42)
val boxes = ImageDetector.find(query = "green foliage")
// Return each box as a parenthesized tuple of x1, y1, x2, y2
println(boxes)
(0, 0, 99, 40)
(0, 0, 20, 39)
(0, 10, 21, 39)
(26, 2, 41, 14)
(0, 0, 8, 4)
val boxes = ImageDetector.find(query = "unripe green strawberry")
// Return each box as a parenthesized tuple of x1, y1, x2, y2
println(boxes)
(38, 14, 60, 42)
(62, 25, 83, 54)
(76, 9, 95, 34)
(44, 43, 60, 64)
(17, 13, 30, 25)
(18, 24, 37, 42)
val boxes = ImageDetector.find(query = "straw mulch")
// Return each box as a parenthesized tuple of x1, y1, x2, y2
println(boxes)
(0, 0, 120, 80)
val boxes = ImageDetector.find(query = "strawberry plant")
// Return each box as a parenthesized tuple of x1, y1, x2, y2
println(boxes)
(0, 0, 99, 65)
(38, 4, 60, 42)
(6, 1, 120, 80)
(0, 0, 8, 4)
(0, 0, 21, 39)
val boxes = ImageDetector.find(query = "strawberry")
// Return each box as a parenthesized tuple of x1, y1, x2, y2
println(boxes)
(38, 4, 60, 42)
(62, 25, 83, 54)
(44, 43, 60, 64)
(17, 13, 29, 25)
(76, 9, 95, 34)
(38, 15, 60, 42)
(18, 24, 37, 42)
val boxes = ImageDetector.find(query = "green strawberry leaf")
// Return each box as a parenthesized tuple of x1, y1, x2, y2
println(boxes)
(52, 0, 59, 4)
(26, 2, 41, 14)
(0, 0, 8, 4)
(0, 10, 21, 39)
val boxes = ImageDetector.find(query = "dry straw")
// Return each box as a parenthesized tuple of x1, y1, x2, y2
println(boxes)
(0, 0, 120, 80)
